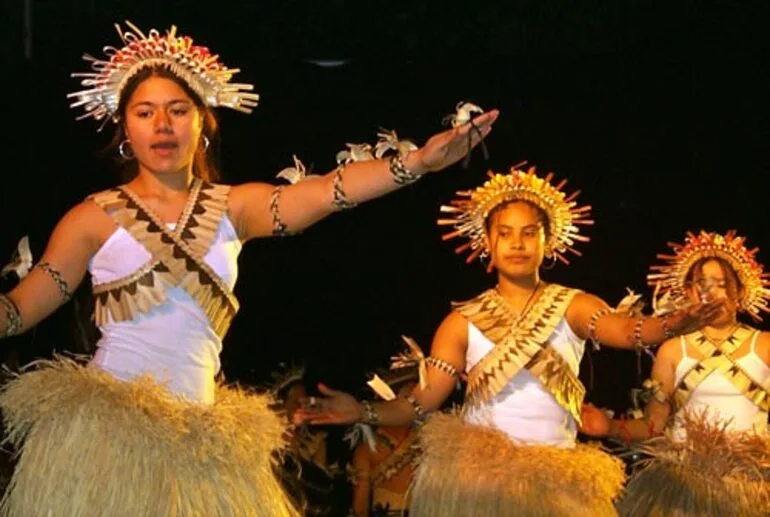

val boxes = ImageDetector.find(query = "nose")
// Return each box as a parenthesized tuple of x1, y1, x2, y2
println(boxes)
(153, 110, 172, 132)
(509, 233, 525, 249)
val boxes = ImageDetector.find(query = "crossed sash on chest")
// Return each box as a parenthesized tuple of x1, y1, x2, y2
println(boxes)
(88, 178, 239, 339)
(674, 325, 770, 413)
(455, 284, 585, 424)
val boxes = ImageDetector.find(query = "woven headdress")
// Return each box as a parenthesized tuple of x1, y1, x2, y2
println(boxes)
(69, 21, 259, 130)
(648, 230, 770, 320)
(438, 166, 593, 265)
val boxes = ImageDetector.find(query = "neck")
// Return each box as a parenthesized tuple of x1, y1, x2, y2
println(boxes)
(132, 168, 195, 196)
(705, 317, 740, 334)
(496, 272, 541, 300)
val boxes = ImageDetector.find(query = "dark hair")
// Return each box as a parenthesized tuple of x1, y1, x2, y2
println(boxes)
(686, 257, 743, 302)
(107, 66, 221, 182)
(484, 199, 551, 239)
(276, 379, 307, 402)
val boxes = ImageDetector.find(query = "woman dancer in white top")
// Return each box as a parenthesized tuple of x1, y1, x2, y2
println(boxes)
(298, 167, 722, 516)
(0, 21, 497, 517)
(581, 230, 770, 516)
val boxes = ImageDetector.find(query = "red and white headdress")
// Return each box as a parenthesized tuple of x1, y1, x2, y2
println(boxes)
(68, 21, 259, 129)
(649, 230, 770, 320)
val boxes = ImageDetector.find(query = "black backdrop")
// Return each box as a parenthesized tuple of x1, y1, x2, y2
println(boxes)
(1, 1, 768, 413)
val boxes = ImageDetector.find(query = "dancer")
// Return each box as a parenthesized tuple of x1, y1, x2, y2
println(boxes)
(0, 21, 496, 517)
(581, 230, 770, 516)
(297, 167, 723, 516)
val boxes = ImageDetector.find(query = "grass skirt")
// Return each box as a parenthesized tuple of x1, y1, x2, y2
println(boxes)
(409, 413, 625, 517)
(0, 358, 299, 517)
(618, 412, 770, 517)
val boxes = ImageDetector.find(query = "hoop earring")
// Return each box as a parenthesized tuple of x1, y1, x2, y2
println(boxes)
(201, 135, 210, 152)
(542, 254, 558, 271)
(118, 140, 135, 160)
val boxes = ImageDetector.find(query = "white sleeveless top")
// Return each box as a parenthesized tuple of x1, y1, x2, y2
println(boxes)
(463, 317, 585, 447)
(672, 331, 770, 438)
(87, 217, 241, 404)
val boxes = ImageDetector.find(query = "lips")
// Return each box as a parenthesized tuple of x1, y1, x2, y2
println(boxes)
(150, 141, 179, 150)
(150, 141, 179, 157)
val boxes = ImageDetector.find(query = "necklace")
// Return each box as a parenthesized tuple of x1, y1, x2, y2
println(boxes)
(701, 323, 742, 347)
(494, 280, 544, 325)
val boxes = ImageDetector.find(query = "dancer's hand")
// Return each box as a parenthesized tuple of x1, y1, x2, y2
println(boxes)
(666, 298, 726, 336)
(293, 383, 364, 426)
(579, 403, 612, 437)
(408, 110, 499, 174)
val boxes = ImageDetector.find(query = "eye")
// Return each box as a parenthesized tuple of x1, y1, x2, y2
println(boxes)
(170, 107, 189, 116)
(136, 110, 152, 119)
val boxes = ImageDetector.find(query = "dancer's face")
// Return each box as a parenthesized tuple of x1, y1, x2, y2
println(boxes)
(123, 75, 204, 176)
(486, 202, 547, 279)
(687, 259, 741, 325)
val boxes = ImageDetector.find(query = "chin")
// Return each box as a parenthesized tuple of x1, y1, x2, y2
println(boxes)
(499, 266, 538, 279)
(149, 163, 189, 176)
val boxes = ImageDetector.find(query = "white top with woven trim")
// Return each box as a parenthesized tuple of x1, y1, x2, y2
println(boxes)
(87, 217, 241, 404)
(463, 317, 585, 448)
(672, 331, 770, 439)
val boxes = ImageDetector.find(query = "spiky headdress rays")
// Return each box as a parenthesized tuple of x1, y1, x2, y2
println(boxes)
(648, 230, 770, 320)
(69, 21, 259, 130)
(438, 166, 593, 265)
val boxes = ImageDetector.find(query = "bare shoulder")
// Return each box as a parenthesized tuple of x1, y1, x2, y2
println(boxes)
(437, 310, 470, 338)
(754, 330, 770, 365)
(565, 291, 608, 324)
(570, 291, 604, 309)
(57, 199, 116, 248)
(228, 182, 274, 209)
(656, 336, 682, 361)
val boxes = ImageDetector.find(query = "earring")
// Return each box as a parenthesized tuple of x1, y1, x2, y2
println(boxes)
(201, 135, 210, 152)
(118, 140, 134, 160)
(542, 254, 558, 271)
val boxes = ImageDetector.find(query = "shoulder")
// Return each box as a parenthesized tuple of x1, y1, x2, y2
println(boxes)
(754, 329, 770, 346)
(229, 182, 274, 204)
(61, 198, 115, 232)
(442, 310, 470, 331)
(228, 182, 275, 219)
(568, 290, 600, 307)
(47, 199, 116, 255)
(753, 330, 770, 365)
(656, 336, 683, 363)
(565, 290, 606, 321)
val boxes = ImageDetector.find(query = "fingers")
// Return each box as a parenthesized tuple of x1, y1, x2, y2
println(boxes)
(317, 383, 338, 396)
(471, 109, 500, 127)
(695, 299, 725, 320)
(455, 109, 499, 136)
(293, 408, 323, 424)
(292, 409, 339, 426)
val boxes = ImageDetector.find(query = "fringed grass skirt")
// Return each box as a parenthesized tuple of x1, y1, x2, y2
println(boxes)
(618, 413, 770, 517)
(0, 358, 299, 517)
(409, 413, 625, 517)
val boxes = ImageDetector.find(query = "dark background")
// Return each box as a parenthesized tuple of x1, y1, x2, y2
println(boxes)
(1, 1, 768, 413)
